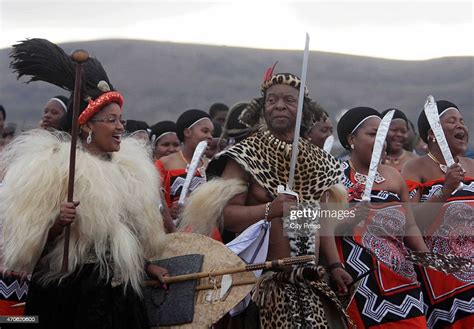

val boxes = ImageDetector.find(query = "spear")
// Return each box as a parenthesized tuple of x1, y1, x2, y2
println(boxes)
(362, 110, 395, 201)
(287, 33, 310, 191)
(61, 49, 89, 272)
(178, 140, 208, 206)
(424, 95, 464, 193)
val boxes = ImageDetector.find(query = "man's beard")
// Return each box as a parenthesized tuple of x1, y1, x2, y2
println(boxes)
(265, 116, 294, 135)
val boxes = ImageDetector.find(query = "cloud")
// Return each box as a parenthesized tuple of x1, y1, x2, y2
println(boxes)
(0, 1, 472, 59)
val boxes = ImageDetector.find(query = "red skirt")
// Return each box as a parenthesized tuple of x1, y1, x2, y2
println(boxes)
(0, 270, 29, 316)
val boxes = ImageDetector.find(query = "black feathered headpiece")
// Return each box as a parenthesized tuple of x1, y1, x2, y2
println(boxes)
(9, 38, 123, 129)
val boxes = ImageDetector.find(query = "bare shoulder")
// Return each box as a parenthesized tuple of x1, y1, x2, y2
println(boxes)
(380, 164, 405, 191)
(222, 158, 249, 182)
(460, 156, 474, 174)
(380, 164, 402, 180)
(405, 151, 418, 160)
(404, 155, 426, 168)
(401, 155, 426, 180)
(399, 151, 418, 172)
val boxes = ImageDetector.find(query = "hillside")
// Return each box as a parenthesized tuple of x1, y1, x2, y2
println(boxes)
(1, 39, 472, 136)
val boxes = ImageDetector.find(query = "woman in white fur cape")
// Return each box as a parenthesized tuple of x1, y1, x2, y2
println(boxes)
(1, 38, 167, 329)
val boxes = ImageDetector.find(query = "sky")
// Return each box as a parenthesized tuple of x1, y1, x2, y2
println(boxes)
(0, 0, 473, 60)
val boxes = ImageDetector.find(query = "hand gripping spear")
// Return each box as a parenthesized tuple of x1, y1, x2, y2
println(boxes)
(424, 95, 464, 193)
(61, 49, 90, 272)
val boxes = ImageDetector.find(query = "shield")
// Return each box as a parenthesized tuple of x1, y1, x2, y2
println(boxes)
(145, 232, 255, 329)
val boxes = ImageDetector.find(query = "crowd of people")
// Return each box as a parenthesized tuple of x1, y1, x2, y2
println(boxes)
(0, 38, 472, 328)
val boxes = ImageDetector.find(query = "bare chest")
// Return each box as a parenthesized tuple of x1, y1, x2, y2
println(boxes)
(246, 177, 273, 205)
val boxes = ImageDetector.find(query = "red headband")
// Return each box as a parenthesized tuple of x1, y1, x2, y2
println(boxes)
(78, 91, 124, 125)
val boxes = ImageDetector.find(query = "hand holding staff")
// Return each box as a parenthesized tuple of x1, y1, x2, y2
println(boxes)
(145, 254, 315, 286)
(61, 49, 89, 272)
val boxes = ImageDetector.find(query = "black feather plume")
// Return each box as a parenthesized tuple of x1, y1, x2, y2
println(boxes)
(83, 57, 114, 99)
(10, 38, 76, 91)
(9, 38, 115, 100)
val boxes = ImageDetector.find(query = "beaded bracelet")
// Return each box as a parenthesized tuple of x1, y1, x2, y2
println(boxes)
(264, 202, 271, 221)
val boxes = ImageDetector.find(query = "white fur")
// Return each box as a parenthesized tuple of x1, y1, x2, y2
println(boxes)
(178, 178, 247, 236)
(323, 183, 348, 206)
(0, 129, 165, 294)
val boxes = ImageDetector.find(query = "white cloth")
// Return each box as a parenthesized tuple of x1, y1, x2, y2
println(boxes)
(226, 219, 271, 316)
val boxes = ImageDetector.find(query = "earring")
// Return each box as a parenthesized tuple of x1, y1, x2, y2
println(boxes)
(432, 137, 436, 143)
(350, 144, 355, 150)
(86, 131, 92, 144)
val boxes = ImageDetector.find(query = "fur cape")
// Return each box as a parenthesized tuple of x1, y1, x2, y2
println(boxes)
(0, 129, 165, 294)
(178, 178, 247, 236)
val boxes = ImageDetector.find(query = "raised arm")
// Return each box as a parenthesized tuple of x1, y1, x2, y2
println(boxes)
(401, 158, 463, 232)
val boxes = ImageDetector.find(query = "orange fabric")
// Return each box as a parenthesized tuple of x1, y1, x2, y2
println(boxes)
(420, 266, 473, 305)
(347, 300, 428, 328)
(155, 159, 174, 207)
(0, 301, 25, 316)
(210, 228, 223, 242)
(405, 179, 422, 193)
(413, 176, 474, 191)
(155, 160, 223, 241)
(443, 314, 474, 329)
(405, 177, 474, 190)
(417, 177, 474, 328)
(423, 176, 474, 187)
(370, 315, 427, 329)
(155, 160, 190, 208)
(346, 300, 366, 329)
(426, 199, 473, 236)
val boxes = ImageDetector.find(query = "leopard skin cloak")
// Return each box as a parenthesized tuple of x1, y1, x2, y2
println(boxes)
(207, 128, 343, 203)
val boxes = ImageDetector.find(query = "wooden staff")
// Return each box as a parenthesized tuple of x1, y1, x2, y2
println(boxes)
(145, 255, 315, 286)
(192, 266, 324, 291)
(61, 49, 89, 272)
(194, 278, 257, 291)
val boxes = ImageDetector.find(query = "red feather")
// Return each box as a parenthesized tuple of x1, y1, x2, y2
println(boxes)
(262, 61, 278, 83)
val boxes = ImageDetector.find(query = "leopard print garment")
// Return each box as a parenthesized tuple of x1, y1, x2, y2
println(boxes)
(207, 128, 342, 255)
(217, 128, 342, 202)
(261, 73, 310, 97)
(252, 266, 355, 329)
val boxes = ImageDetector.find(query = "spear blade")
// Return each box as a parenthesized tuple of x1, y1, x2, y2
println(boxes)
(287, 33, 310, 190)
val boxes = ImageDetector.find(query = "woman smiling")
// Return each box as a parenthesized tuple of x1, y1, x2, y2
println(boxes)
(2, 39, 167, 328)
